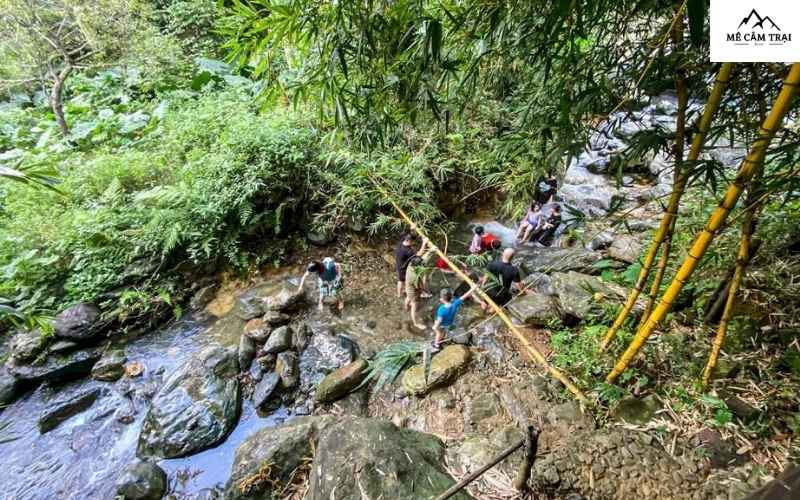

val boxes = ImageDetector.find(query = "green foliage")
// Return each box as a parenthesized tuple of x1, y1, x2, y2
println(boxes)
(359, 341, 424, 394)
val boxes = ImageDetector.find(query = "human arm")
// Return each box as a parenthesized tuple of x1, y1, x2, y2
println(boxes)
(297, 270, 311, 292)
(460, 283, 480, 302)
(335, 263, 343, 281)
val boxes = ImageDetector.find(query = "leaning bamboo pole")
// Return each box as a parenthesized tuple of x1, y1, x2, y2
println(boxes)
(607, 63, 800, 383)
(370, 176, 590, 404)
(639, 216, 676, 328)
(600, 62, 735, 350)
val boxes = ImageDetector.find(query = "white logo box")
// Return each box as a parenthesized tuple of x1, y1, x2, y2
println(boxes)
(710, 0, 800, 62)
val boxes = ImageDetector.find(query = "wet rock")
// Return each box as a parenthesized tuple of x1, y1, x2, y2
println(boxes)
(255, 354, 276, 371)
(234, 295, 264, 321)
(137, 345, 240, 459)
(38, 387, 105, 433)
(49, 339, 79, 354)
(248, 358, 264, 382)
(190, 284, 218, 311)
(298, 328, 357, 393)
(263, 311, 291, 326)
(116, 460, 167, 500)
(225, 416, 334, 500)
(612, 395, 661, 425)
(402, 345, 471, 396)
(252, 372, 280, 410)
(9, 330, 47, 363)
(0, 367, 21, 406)
(307, 417, 470, 500)
(8, 348, 101, 384)
(447, 327, 473, 345)
(315, 359, 369, 403)
(522, 272, 556, 296)
(243, 318, 270, 342)
(263, 325, 292, 354)
(513, 247, 604, 275)
(263, 289, 304, 313)
(91, 349, 127, 381)
(587, 230, 616, 251)
(508, 293, 561, 326)
(53, 303, 101, 341)
(238, 334, 256, 370)
(276, 351, 299, 389)
(609, 234, 644, 264)
(291, 322, 311, 351)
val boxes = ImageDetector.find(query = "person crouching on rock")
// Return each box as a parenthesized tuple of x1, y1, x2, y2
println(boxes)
(431, 285, 479, 353)
(297, 257, 343, 312)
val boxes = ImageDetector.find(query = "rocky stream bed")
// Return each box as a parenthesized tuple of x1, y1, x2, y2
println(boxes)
(0, 93, 772, 500)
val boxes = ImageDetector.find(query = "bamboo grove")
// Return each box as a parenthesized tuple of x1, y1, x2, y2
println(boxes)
(222, 0, 800, 400)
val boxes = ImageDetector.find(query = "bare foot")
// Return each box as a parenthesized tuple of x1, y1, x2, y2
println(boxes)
(413, 323, 426, 330)
(337, 301, 344, 312)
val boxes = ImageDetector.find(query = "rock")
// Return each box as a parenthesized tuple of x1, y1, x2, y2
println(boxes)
(263, 311, 291, 326)
(587, 230, 615, 251)
(263, 289, 304, 313)
(225, 416, 334, 500)
(263, 325, 292, 354)
(298, 328, 357, 393)
(447, 327, 473, 345)
(38, 387, 105, 433)
(234, 295, 264, 321)
(9, 330, 47, 362)
(696, 429, 740, 468)
(53, 303, 101, 341)
(275, 351, 299, 389)
(91, 349, 128, 381)
(513, 247, 604, 275)
(308, 417, 469, 500)
(550, 271, 632, 320)
(49, 339, 79, 354)
(508, 293, 561, 326)
(238, 334, 256, 370)
(522, 272, 556, 296)
(724, 395, 760, 422)
(248, 358, 264, 382)
(137, 345, 240, 458)
(465, 393, 502, 428)
(0, 367, 21, 406)
(307, 229, 335, 246)
(292, 322, 311, 350)
(315, 359, 369, 403)
(190, 284, 218, 311)
(612, 395, 661, 425)
(116, 460, 167, 500)
(402, 345, 471, 396)
(8, 348, 101, 384)
(558, 182, 619, 218)
(252, 372, 280, 410)
(243, 318, 270, 342)
(125, 361, 145, 378)
(609, 234, 644, 264)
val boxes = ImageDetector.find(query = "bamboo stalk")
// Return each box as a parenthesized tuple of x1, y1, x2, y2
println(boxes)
(600, 62, 735, 350)
(436, 438, 525, 500)
(370, 176, 590, 404)
(639, 215, 675, 328)
(607, 63, 800, 384)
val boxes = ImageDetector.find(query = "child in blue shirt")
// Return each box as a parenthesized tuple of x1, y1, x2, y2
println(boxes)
(431, 284, 479, 352)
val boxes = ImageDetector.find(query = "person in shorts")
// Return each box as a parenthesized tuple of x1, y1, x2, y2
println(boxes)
(431, 285, 479, 352)
(297, 257, 343, 312)
(404, 256, 427, 329)
(395, 233, 431, 298)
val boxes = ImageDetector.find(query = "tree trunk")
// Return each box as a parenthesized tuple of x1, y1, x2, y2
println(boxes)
(51, 64, 73, 137)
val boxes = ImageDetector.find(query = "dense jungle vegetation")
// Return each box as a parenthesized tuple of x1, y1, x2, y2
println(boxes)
(2, 0, 800, 472)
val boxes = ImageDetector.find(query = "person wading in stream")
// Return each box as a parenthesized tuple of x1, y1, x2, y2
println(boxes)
(297, 257, 344, 312)
(431, 285, 480, 352)
(395, 233, 431, 299)
(483, 248, 524, 309)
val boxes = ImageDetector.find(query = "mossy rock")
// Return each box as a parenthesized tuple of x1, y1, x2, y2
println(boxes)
(402, 345, 471, 396)
(315, 359, 369, 403)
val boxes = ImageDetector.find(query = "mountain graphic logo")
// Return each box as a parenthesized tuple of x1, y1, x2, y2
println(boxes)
(737, 9, 781, 31)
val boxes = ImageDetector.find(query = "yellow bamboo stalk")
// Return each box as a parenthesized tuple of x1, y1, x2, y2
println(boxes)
(607, 63, 800, 384)
(639, 216, 675, 328)
(370, 176, 590, 405)
(600, 62, 736, 350)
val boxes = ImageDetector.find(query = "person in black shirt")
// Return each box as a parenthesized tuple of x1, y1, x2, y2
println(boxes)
(483, 248, 523, 308)
(531, 204, 562, 246)
(395, 233, 430, 298)
(534, 170, 558, 206)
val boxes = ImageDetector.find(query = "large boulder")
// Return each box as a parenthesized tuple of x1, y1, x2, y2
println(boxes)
(550, 271, 639, 320)
(402, 345, 471, 396)
(508, 294, 562, 326)
(7, 348, 101, 384)
(609, 234, 644, 264)
(9, 330, 47, 363)
(315, 359, 369, 403)
(513, 247, 604, 275)
(53, 303, 101, 341)
(91, 349, 127, 381)
(137, 345, 240, 458)
(307, 417, 470, 500)
(225, 416, 334, 500)
(116, 460, 167, 500)
(38, 386, 106, 433)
